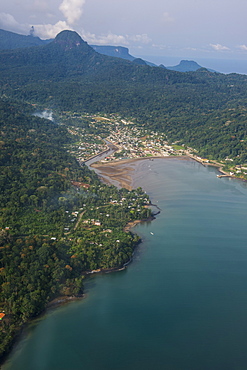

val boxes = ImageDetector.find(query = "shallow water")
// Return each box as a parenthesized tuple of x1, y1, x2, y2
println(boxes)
(4, 158, 247, 370)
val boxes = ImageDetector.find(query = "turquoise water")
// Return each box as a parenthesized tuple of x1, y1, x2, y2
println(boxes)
(4, 158, 247, 370)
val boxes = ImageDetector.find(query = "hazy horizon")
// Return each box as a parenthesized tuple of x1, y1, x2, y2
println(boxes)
(134, 54, 247, 75)
(1, 0, 247, 67)
(1, 25, 247, 75)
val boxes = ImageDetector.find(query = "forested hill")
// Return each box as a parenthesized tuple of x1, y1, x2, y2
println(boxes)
(1, 28, 247, 360)
(166, 60, 215, 72)
(0, 97, 150, 359)
(0, 29, 246, 103)
(1, 30, 247, 162)
(0, 29, 51, 49)
(91, 45, 135, 61)
(0, 29, 185, 85)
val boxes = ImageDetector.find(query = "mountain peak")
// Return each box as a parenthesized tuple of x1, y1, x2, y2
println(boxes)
(167, 60, 204, 72)
(132, 58, 147, 66)
(179, 60, 201, 69)
(54, 30, 88, 50)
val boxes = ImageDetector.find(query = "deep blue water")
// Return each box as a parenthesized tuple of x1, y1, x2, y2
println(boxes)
(4, 158, 247, 370)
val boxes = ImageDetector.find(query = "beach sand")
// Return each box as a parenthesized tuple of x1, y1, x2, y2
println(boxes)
(91, 156, 190, 190)
(91, 159, 138, 190)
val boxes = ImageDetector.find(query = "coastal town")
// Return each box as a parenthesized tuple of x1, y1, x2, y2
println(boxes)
(60, 112, 247, 180)
(61, 112, 185, 161)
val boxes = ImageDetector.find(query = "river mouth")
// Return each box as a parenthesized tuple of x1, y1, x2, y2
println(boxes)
(90, 155, 190, 190)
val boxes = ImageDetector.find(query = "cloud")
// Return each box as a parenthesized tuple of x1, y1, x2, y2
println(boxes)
(81, 31, 129, 45)
(33, 21, 73, 38)
(0, 11, 71, 39)
(81, 31, 152, 46)
(152, 43, 167, 50)
(128, 34, 152, 44)
(0, 12, 27, 33)
(238, 44, 247, 51)
(210, 43, 230, 51)
(59, 0, 85, 25)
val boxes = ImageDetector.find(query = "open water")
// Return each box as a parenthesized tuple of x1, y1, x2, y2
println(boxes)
(4, 158, 247, 370)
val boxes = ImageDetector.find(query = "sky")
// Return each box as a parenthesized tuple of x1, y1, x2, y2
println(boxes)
(1, 0, 247, 73)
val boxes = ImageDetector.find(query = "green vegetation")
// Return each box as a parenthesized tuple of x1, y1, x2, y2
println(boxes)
(1, 31, 247, 167)
(1, 29, 247, 360)
(0, 98, 151, 359)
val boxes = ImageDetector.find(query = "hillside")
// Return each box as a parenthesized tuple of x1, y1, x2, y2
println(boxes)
(167, 60, 200, 72)
(0, 29, 210, 71)
(0, 29, 154, 66)
(0, 28, 51, 49)
(0, 30, 247, 163)
(166, 60, 215, 72)
(0, 97, 150, 360)
(91, 45, 156, 66)
(1, 28, 247, 360)
(91, 45, 135, 61)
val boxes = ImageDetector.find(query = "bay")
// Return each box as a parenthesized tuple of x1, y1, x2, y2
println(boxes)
(4, 158, 247, 370)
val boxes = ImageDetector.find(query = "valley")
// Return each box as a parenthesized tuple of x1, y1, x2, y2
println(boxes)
(1, 28, 247, 365)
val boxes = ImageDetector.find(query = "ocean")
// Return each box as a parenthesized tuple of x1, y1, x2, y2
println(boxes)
(136, 55, 247, 75)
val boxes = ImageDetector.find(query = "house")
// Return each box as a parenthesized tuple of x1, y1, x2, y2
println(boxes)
(0, 313, 5, 320)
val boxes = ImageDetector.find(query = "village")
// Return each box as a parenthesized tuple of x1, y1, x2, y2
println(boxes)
(60, 188, 151, 234)
(59, 112, 247, 180)
(61, 113, 183, 162)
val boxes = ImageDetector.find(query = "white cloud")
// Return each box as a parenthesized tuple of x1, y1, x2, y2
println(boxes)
(0, 12, 27, 33)
(128, 34, 152, 44)
(0, 11, 71, 39)
(81, 31, 129, 45)
(59, 0, 85, 25)
(34, 21, 73, 38)
(238, 44, 247, 51)
(210, 43, 230, 51)
(152, 44, 167, 50)
(81, 31, 152, 46)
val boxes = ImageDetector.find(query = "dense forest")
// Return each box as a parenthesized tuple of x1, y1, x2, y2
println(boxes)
(1, 29, 247, 361)
(0, 98, 150, 359)
(0, 30, 247, 163)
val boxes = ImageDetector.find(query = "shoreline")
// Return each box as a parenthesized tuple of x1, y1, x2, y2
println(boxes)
(1, 158, 158, 368)
(187, 154, 247, 182)
(91, 155, 190, 190)
(0, 295, 85, 368)
(91, 154, 189, 167)
(3, 155, 237, 367)
(124, 215, 156, 232)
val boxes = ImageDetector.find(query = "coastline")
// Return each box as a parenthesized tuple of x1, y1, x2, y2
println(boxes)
(2, 155, 239, 368)
(1, 157, 158, 368)
(123, 213, 158, 232)
(91, 155, 190, 190)
(0, 295, 85, 368)
(187, 153, 247, 182)
(3, 154, 246, 368)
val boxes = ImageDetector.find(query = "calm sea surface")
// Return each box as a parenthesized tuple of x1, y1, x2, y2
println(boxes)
(4, 158, 247, 370)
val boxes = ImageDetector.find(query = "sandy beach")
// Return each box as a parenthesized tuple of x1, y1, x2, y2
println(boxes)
(91, 156, 190, 190)
(91, 160, 135, 190)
